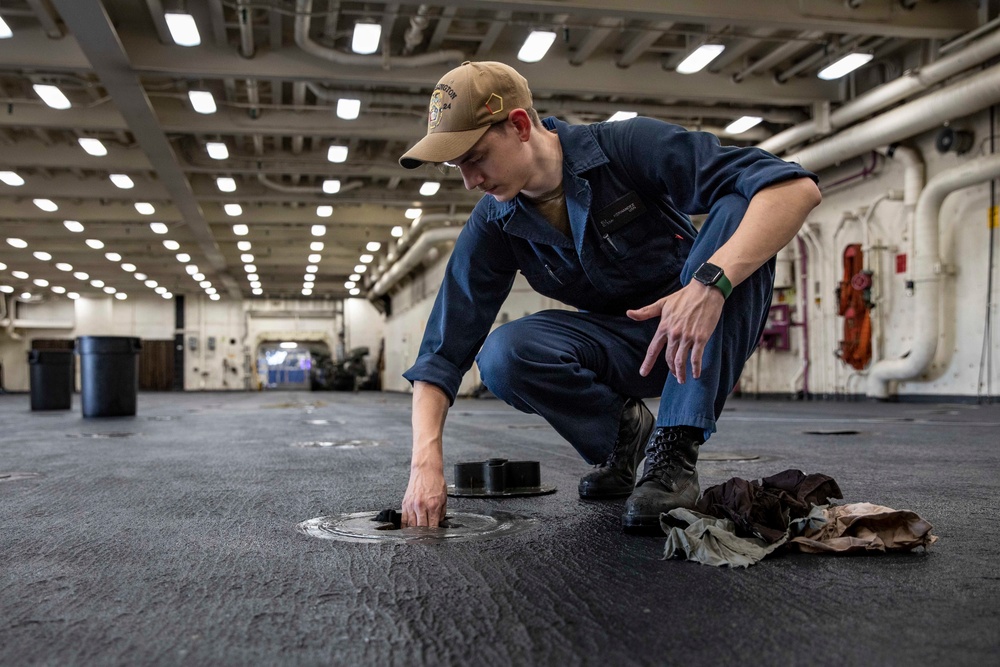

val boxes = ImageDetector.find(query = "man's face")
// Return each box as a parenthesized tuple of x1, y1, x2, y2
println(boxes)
(445, 121, 523, 202)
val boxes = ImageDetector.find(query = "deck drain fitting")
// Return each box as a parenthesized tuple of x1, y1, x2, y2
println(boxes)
(66, 432, 136, 439)
(0, 472, 42, 482)
(700, 452, 761, 462)
(297, 510, 536, 543)
(448, 458, 556, 498)
(804, 429, 861, 436)
(290, 439, 382, 449)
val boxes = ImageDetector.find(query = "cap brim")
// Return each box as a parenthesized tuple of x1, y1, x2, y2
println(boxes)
(398, 125, 492, 169)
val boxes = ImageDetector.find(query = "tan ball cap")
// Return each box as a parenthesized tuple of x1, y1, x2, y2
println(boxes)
(399, 61, 532, 169)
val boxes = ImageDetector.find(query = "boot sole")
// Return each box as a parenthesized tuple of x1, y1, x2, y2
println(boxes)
(621, 514, 665, 534)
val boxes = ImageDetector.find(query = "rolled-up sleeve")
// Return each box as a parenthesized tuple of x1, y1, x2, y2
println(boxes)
(402, 203, 518, 404)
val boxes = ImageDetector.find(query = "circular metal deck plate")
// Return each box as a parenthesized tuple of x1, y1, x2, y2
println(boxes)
(447, 484, 557, 498)
(298, 510, 536, 544)
(66, 432, 137, 439)
(700, 452, 761, 462)
(0, 472, 42, 482)
(290, 439, 383, 449)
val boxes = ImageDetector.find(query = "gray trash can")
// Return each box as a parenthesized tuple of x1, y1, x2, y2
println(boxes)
(77, 336, 142, 417)
(28, 349, 74, 411)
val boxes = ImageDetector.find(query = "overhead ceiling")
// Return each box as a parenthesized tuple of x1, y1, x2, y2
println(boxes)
(0, 0, 987, 303)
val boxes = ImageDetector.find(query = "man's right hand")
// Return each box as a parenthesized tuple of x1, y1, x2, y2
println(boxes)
(401, 465, 448, 527)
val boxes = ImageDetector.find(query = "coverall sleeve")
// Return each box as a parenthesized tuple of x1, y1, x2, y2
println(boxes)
(605, 116, 817, 216)
(402, 205, 518, 404)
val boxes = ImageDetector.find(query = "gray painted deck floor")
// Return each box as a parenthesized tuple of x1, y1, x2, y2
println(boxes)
(1, 390, 998, 666)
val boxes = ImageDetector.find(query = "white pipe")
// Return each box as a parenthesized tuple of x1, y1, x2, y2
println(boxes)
(368, 227, 461, 299)
(761, 28, 1000, 156)
(786, 62, 1000, 173)
(372, 213, 468, 281)
(294, 0, 464, 69)
(867, 152, 1000, 398)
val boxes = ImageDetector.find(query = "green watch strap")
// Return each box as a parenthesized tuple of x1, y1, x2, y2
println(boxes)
(714, 273, 733, 299)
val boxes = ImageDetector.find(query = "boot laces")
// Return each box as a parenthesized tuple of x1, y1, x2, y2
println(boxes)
(639, 430, 694, 484)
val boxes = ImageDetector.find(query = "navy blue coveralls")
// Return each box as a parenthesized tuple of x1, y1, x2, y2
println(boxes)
(403, 116, 817, 465)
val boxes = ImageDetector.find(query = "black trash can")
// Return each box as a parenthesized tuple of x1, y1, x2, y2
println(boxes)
(77, 336, 142, 418)
(27, 349, 74, 411)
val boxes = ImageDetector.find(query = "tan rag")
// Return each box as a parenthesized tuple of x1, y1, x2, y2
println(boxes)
(790, 502, 938, 554)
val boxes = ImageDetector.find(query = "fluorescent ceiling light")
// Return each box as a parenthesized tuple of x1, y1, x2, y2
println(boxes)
(311, 225, 326, 237)
(352, 23, 381, 54)
(199, 280, 211, 289)
(244, 264, 256, 273)
(304, 273, 316, 281)
(316, 206, 332, 218)
(337, 98, 361, 120)
(85, 239, 104, 249)
(366, 241, 381, 252)
(327, 145, 348, 163)
(135, 202, 155, 215)
(33, 198, 58, 212)
(240, 254, 254, 263)
(0, 16, 12, 39)
(391, 226, 403, 238)
(349, 273, 360, 281)
(310, 241, 324, 251)
(134, 273, 147, 280)
(144, 279, 158, 288)
(165, 13, 201, 47)
(33, 84, 71, 110)
(110, 174, 134, 189)
(0, 171, 24, 186)
(121, 263, 136, 272)
(725, 115, 763, 135)
(237, 241, 252, 251)
(162, 292, 173, 299)
(90, 279, 104, 287)
(344, 281, 356, 289)
(308, 254, 321, 263)
(323, 179, 341, 194)
(232, 224, 249, 236)
(155, 286, 167, 294)
(6, 237, 28, 248)
(176, 253, 190, 263)
(104, 286, 117, 294)
(20, 292, 32, 299)
(359, 254, 374, 264)
(51, 286, 66, 294)
(608, 111, 637, 122)
(349, 288, 360, 296)
(0, 286, 13, 293)
(518, 30, 557, 63)
(68, 292, 80, 299)
(73, 271, 89, 280)
(56, 263, 73, 272)
(78, 137, 108, 156)
(163, 240, 180, 250)
(224, 204, 243, 216)
(186, 265, 199, 275)
(115, 293, 127, 300)
(209, 294, 221, 301)
(250, 281, 261, 288)
(206, 142, 229, 159)
(105, 252, 122, 262)
(192, 273, 205, 281)
(404, 208, 422, 219)
(305, 265, 318, 273)
(64, 220, 85, 233)
(11, 270, 29, 279)
(149, 222, 168, 234)
(818, 53, 874, 80)
(188, 90, 217, 114)
(419, 182, 441, 196)
(252, 288, 262, 295)
(676, 44, 725, 74)
(216, 177, 236, 192)
(303, 282, 314, 289)
(33, 251, 52, 261)
(354, 265, 366, 273)
(33, 278, 49, 287)
(300, 289, 312, 296)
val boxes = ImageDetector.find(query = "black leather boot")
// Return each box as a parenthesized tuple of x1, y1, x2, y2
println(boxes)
(578, 398, 655, 499)
(621, 426, 703, 531)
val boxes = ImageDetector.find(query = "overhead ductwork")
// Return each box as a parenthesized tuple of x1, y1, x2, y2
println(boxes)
(294, 0, 464, 69)
(760, 28, 1000, 156)
(368, 227, 462, 299)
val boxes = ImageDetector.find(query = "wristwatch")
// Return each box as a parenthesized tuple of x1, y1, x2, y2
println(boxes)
(692, 262, 733, 299)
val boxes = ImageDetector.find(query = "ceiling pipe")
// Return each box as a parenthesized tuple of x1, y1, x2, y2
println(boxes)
(402, 4, 431, 55)
(867, 152, 1000, 398)
(784, 60, 1000, 173)
(760, 27, 1000, 155)
(236, 0, 255, 58)
(732, 31, 823, 83)
(367, 227, 461, 299)
(256, 172, 363, 194)
(294, 0, 464, 69)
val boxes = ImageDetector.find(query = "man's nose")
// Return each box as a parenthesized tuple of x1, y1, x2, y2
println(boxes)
(460, 166, 483, 190)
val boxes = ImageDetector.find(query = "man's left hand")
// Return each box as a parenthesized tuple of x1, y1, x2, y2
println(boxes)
(626, 282, 725, 382)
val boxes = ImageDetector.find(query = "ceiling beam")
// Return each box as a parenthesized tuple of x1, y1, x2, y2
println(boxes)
(49, 0, 241, 299)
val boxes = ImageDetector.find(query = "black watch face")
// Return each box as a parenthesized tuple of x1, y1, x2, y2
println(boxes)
(694, 263, 723, 284)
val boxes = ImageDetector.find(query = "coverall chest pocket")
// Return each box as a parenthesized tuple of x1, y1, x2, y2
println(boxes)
(591, 191, 654, 260)
(515, 246, 586, 299)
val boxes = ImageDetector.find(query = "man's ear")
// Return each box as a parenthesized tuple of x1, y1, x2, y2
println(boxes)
(508, 109, 533, 142)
